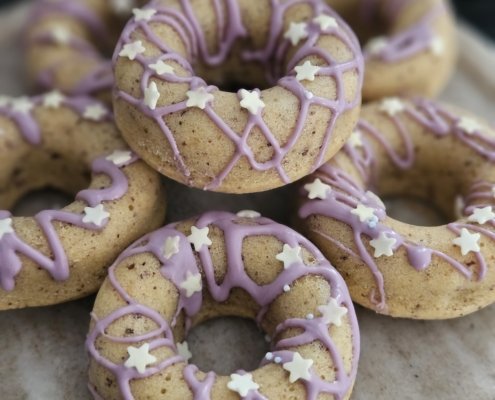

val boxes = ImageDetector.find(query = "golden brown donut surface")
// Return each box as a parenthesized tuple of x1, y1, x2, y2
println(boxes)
(0, 93, 166, 310)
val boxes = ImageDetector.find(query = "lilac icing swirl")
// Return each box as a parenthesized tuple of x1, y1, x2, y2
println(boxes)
(299, 98, 495, 311)
(0, 95, 137, 291)
(86, 211, 359, 400)
(114, 0, 363, 190)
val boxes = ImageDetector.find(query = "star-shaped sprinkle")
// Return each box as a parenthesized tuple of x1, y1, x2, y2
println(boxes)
(274, 356, 282, 363)
(351, 204, 376, 223)
(132, 7, 156, 21)
(429, 36, 445, 56)
(276, 244, 303, 269)
(379, 97, 405, 117)
(313, 14, 338, 30)
(106, 150, 132, 166)
(304, 178, 331, 200)
(227, 373, 260, 397)
(82, 204, 110, 227)
(124, 343, 156, 373)
(457, 117, 482, 135)
(317, 298, 348, 326)
(283, 352, 313, 383)
(180, 272, 202, 297)
(284, 22, 308, 46)
(187, 226, 212, 251)
(306, 313, 314, 320)
(236, 210, 261, 218)
(43, 91, 65, 108)
(468, 206, 495, 225)
(11, 97, 34, 114)
(51, 25, 71, 45)
(347, 130, 364, 148)
(83, 104, 107, 121)
(111, 0, 135, 15)
(265, 352, 274, 360)
(144, 81, 161, 110)
(176, 341, 192, 361)
(149, 60, 175, 76)
(119, 40, 145, 60)
(370, 232, 397, 257)
(283, 284, 291, 292)
(295, 60, 320, 82)
(365, 36, 388, 55)
(0, 218, 14, 240)
(163, 236, 180, 259)
(186, 87, 214, 110)
(239, 89, 265, 115)
(452, 228, 481, 256)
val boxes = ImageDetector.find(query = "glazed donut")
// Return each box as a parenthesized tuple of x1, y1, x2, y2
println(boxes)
(326, 0, 457, 100)
(113, 0, 363, 193)
(297, 97, 495, 319)
(86, 211, 359, 399)
(24, 0, 144, 99)
(0, 93, 165, 310)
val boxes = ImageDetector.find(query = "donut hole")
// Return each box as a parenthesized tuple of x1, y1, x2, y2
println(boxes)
(382, 196, 450, 226)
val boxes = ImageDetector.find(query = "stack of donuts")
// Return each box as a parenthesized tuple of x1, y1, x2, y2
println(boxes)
(0, 0, 492, 398)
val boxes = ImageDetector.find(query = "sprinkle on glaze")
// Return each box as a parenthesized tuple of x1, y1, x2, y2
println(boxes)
(0, 95, 137, 291)
(86, 211, 359, 400)
(299, 98, 495, 310)
(114, 0, 363, 190)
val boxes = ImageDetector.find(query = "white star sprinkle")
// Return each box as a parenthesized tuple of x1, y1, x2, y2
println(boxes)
(186, 87, 214, 110)
(180, 271, 202, 297)
(119, 40, 145, 60)
(313, 14, 338, 30)
(283, 352, 313, 383)
(284, 22, 308, 46)
(51, 25, 71, 45)
(429, 36, 445, 56)
(149, 60, 175, 76)
(227, 373, 260, 397)
(0, 218, 14, 240)
(11, 97, 34, 114)
(82, 204, 110, 227)
(351, 204, 376, 223)
(106, 150, 132, 166)
(370, 232, 397, 258)
(43, 91, 65, 108)
(468, 206, 495, 225)
(111, 0, 135, 15)
(236, 210, 261, 219)
(379, 97, 405, 117)
(452, 228, 481, 256)
(304, 178, 331, 200)
(133, 7, 156, 21)
(283, 284, 291, 292)
(365, 36, 388, 55)
(265, 352, 274, 360)
(295, 60, 320, 82)
(163, 236, 180, 259)
(276, 244, 303, 269)
(83, 104, 107, 121)
(239, 89, 265, 115)
(457, 117, 482, 135)
(176, 341, 192, 361)
(187, 226, 212, 251)
(144, 81, 161, 110)
(124, 343, 156, 374)
(347, 130, 364, 148)
(317, 298, 348, 326)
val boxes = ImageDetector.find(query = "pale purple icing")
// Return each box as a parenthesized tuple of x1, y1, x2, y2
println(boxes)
(86, 211, 359, 400)
(114, 0, 363, 190)
(299, 98, 495, 310)
(0, 95, 137, 291)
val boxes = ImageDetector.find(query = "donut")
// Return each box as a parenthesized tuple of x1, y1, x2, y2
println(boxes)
(297, 97, 495, 319)
(113, 0, 363, 193)
(326, 0, 457, 100)
(0, 92, 166, 310)
(24, 0, 144, 99)
(86, 211, 359, 399)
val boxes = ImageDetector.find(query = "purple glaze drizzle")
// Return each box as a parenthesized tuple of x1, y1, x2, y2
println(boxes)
(299, 98, 495, 310)
(0, 95, 137, 291)
(114, 0, 363, 190)
(86, 211, 359, 400)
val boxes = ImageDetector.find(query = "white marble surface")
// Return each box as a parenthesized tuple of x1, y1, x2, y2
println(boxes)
(0, 2, 494, 399)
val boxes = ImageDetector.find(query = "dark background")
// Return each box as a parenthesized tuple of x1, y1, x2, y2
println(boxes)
(0, 0, 494, 39)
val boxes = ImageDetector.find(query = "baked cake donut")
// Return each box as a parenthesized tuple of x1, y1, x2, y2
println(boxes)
(297, 97, 495, 319)
(113, 0, 363, 193)
(86, 211, 359, 399)
(326, 0, 457, 100)
(24, 0, 144, 99)
(0, 93, 165, 310)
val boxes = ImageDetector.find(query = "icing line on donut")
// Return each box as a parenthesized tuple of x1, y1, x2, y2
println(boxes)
(86, 211, 359, 400)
